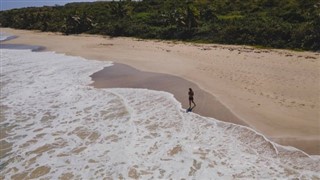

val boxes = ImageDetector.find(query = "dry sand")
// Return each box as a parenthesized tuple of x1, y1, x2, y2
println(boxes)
(90, 63, 247, 126)
(1, 28, 319, 154)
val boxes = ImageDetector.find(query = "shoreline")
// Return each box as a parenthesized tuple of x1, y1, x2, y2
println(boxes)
(2, 48, 319, 179)
(1, 28, 319, 155)
(90, 63, 248, 126)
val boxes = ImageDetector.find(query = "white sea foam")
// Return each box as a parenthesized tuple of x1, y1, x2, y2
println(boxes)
(1, 49, 319, 179)
(0, 33, 15, 42)
(0, 33, 8, 41)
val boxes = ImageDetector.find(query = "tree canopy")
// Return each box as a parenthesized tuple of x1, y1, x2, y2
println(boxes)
(0, 0, 319, 51)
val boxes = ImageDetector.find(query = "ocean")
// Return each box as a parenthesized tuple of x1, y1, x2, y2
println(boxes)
(1, 34, 319, 179)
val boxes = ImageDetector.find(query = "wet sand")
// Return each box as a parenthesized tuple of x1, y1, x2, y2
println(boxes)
(1, 28, 319, 155)
(90, 63, 247, 126)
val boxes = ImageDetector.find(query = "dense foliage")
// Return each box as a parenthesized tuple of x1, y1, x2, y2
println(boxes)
(1, 0, 319, 51)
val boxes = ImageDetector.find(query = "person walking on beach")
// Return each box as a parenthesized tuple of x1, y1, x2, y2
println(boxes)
(188, 88, 196, 109)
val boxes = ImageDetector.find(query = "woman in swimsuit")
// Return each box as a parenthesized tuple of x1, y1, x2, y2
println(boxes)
(188, 88, 196, 109)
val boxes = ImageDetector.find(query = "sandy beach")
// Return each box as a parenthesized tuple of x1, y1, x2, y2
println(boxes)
(1, 28, 319, 154)
(90, 63, 247, 126)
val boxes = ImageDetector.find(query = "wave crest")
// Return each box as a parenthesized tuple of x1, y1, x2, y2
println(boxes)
(1, 49, 319, 179)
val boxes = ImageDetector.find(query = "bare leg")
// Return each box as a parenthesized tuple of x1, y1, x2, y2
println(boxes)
(192, 100, 196, 107)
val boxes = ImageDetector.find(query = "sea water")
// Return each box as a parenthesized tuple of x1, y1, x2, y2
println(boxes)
(1, 38, 319, 179)
(0, 32, 17, 42)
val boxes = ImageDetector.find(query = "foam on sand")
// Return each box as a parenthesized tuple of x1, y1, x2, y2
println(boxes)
(0, 32, 17, 42)
(1, 49, 319, 179)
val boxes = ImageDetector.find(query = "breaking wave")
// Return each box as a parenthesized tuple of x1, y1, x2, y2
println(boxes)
(1, 49, 319, 179)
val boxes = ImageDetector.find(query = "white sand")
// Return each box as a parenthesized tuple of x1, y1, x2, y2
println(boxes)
(1, 28, 319, 154)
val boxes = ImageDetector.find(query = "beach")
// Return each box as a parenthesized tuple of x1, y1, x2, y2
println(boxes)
(1, 28, 319, 155)
(1, 29, 320, 179)
(90, 63, 247, 126)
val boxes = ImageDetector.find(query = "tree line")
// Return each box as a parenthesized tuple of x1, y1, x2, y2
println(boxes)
(0, 0, 319, 51)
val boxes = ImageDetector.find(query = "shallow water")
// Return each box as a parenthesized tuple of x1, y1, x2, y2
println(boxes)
(0, 33, 45, 51)
(90, 63, 247, 126)
(1, 48, 319, 179)
(0, 32, 17, 42)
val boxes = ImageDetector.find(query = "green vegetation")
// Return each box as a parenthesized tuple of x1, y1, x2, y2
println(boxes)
(0, 0, 319, 51)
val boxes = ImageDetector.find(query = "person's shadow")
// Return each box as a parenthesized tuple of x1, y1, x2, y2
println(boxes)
(186, 105, 196, 113)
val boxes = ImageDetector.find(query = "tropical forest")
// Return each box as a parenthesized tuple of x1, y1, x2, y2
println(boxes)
(0, 0, 319, 51)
